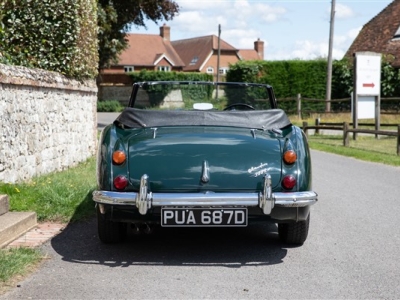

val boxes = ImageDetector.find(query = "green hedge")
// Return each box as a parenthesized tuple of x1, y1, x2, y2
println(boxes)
(97, 100, 124, 112)
(227, 60, 327, 99)
(0, 0, 98, 80)
(127, 70, 213, 82)
(227, 60, 328, 112)
(227, 58, 400, 112)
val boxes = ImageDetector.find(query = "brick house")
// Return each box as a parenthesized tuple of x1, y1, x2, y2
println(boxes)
(171, 33, 264, 80)
(100, 24, 264, 81)
(344, 0, 400, 66)
(101, 25, 185, 76)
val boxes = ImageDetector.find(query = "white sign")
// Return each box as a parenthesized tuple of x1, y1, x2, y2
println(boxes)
(356, 53, 381, 96)
(358, 96, 375, 119)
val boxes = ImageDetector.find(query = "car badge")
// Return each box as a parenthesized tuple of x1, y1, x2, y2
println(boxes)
(248, 163, 268, 177)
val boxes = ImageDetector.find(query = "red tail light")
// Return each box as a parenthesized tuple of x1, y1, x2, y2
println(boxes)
(114, 175, 128, 190)
(282, 175, 296, 190)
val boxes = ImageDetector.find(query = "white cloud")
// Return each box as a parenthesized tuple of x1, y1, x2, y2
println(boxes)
(171, 1, 287, 48)
(348, 26, 362, 39)
(255, 4, 287, 23)
(335, 3, 355, 19)
(222, 28, 261, 48)
(233, 0, 251, 10)
(173, 11, 224, 35)
(254, 33, 331, 60)
(178, 1, 229, 11)
(267, 39, 344, 61)
(291, 40, 326, 60)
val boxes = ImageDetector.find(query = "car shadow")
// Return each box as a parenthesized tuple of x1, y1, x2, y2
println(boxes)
(50, 215, 290, 268)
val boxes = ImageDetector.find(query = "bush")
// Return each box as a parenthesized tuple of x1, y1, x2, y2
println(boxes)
(0, 0, 98, 80)
(97, 100, 124, 112)
(128, 70, 213, 82)
(227, 57, 400, 102)
(227, 60, 327, 99)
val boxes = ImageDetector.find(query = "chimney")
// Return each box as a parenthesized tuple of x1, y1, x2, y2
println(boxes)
(254, 38, 264, 60)
(160, 24, 170, 41)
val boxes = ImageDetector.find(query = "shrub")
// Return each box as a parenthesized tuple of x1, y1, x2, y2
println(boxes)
(128, 70, 213, 82)
(0, 0, 98, 80)
(97, 100, 124, 112)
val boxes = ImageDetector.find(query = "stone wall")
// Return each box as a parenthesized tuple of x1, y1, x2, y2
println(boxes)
(0, 64, 97, 183)
(98, 84, 132, 106)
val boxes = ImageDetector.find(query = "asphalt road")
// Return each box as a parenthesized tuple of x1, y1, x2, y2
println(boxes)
(97, 112, 120, 129)
(2, 150, 400, 299)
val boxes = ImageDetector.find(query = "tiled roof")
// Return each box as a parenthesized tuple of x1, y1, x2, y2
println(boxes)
(238, 49, 260, 60)
(344, 0, 400, 66)
(171, 35, 238, 71)
(117, 33, 185, 67)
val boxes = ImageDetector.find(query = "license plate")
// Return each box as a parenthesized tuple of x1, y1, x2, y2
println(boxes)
(161, 208, 248, 227)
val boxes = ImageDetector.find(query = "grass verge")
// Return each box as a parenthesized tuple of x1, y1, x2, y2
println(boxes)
(307, 134, 400, 166)
(0, 157, 97, 294)
(0, 156, 97, 223)
(0, 248, 43, 294)
(290, 113, 400, 166)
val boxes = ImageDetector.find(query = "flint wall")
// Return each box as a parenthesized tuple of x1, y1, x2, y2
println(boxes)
(0, 64, 97, 183)
(98, 84, 131, 106)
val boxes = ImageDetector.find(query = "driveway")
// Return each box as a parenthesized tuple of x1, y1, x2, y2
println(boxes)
(1, 150, 400, 299)
(97, 112, 120, 129)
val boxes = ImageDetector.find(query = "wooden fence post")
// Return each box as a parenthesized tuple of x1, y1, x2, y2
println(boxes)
(397, 125, 400, 156)
(297, 94, 301, 119)
(343, 122, 349, 147)
(315, 118, 320, 135)
(303, 121, 308, 137)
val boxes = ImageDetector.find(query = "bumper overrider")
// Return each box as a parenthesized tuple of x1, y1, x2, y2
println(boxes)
(93, 174, 318, 215)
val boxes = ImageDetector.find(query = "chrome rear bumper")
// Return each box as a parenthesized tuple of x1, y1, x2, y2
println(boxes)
(93, 174, 317, 215)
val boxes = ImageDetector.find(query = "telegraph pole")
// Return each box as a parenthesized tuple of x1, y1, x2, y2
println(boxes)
(216, 24, 221, 99)
(326, 0, 336, 112)
(217, 24, 221, 83)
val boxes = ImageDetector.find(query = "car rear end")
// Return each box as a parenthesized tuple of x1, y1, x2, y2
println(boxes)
(93, 82, 317, 244)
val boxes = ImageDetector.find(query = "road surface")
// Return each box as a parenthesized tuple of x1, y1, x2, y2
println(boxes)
(1, 150, 399, 299)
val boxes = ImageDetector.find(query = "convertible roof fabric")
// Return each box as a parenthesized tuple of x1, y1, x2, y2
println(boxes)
(115, 107, 291, 130)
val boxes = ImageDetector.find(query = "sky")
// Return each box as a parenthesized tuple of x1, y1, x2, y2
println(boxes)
(127, 0, 394, 61)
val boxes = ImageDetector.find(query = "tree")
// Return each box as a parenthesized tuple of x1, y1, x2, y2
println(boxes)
(97, 0, 179, 70)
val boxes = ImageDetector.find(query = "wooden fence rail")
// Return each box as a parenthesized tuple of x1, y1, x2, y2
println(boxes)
(302, 121, 400, 156)
(280, 95, 400, 116)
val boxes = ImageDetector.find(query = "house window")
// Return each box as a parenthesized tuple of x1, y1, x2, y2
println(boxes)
(124, 66, 134, 72)
(206, 67, 214, 74)
(158, 66, 170, 72)
(219, 68, 229, 75)
(190, 56, 199, 65)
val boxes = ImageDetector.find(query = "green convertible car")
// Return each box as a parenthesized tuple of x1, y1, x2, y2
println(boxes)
(93, 81, 318, 245)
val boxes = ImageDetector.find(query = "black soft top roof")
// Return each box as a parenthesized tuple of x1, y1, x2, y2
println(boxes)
(115, 107, 291, 130)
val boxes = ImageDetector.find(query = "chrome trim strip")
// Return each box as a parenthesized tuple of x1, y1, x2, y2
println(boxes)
(93, 174, 317, 215)
(152, 193, 258, 206)
(273, 191, 318, 207)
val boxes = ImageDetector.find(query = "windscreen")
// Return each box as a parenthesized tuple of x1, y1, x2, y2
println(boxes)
(131, 82, 274, 111)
